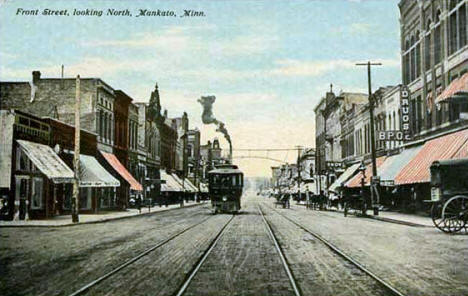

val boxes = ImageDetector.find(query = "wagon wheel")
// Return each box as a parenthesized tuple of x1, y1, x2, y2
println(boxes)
(442, 195, 468, 233)
(431, 202, 447, 231)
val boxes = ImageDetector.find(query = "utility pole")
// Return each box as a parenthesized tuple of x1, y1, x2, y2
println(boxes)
(72, 75, 81, 223)
(296, 146, 303, 204)
(356, 61, 382, 216)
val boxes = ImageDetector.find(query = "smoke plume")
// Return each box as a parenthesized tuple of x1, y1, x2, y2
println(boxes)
(198, 95, 231, 146)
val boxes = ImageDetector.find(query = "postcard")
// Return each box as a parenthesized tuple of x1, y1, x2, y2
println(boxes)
(1, 0, 467, 295)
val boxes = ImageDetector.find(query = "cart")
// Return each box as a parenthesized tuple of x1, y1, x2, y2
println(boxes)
(429, 159, 468, 233)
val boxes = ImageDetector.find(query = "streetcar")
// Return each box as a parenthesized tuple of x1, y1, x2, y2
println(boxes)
(208, 164, 244, 214)
(429, 159, 468, 233)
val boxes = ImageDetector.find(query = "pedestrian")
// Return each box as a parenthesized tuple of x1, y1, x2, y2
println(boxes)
(136, 194, 142, 214)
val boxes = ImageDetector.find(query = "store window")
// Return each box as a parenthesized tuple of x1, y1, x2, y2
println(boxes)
(31, 177, 43, 209)
(16, 147, 30, 171)
(80, 188, 92, 209)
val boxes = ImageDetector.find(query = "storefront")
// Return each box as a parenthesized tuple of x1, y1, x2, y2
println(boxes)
(12, 140, 74, 220)
(160, 170, 183, 204)
(100, 151, 143, 209)
(77, 154, 120, 213)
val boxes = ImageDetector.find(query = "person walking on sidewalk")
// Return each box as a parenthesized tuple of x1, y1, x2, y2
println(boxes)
(136, 194, 142, 214)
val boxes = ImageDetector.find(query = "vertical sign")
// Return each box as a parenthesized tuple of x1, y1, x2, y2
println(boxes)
(377, 85, 413, 142)
(400, 85, 412, 141)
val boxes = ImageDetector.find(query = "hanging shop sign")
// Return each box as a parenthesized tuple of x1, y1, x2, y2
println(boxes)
(378, 85, 412, 142)
(326, 161, 344, 171)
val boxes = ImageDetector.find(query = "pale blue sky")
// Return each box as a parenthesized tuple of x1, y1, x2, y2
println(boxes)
(0, 0, 401, 176)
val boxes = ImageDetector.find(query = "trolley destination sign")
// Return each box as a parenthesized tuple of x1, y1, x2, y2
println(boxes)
(378, 85, 413, 142)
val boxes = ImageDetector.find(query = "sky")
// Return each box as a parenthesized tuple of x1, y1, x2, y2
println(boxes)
(0, 0, 402, 177)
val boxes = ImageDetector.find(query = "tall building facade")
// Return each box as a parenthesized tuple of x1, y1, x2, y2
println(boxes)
(399, 0, 468, 140)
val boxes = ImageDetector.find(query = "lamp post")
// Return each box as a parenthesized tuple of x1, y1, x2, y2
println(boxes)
(359, 161, 367, 216)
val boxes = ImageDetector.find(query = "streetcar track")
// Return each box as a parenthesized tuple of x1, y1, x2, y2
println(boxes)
(258, 205, 302, 296)
(67, 214, 215, 296)
(262, 203, 408, 296)
(174, 214, 236, 296)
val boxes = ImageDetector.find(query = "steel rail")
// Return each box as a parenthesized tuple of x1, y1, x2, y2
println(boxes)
(68, 215, 214, 296)
(175, 214, 235, 296)
(264, 204, 408, 296)
(257, 206, 302, 296)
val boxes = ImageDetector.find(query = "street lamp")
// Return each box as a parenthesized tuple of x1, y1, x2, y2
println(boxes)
(358, 161, 367, 216)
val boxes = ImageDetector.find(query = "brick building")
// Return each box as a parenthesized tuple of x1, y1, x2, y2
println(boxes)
(399, 0, 468, 140)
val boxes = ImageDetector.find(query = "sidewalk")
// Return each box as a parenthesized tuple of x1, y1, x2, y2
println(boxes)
(294, 201, 434, 227)
(0, 201, 206, 227)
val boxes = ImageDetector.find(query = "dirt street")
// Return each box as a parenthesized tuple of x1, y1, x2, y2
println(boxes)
(260, 197, 468, 296)
(183, 199, 295, 296)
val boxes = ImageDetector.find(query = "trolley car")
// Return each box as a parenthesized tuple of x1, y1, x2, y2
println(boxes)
(430, 159, 468, 233)
(208, 164, 243, 214)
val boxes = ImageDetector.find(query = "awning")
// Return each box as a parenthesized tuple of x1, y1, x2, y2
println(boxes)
(100, 152, 143, 191)
(160, 170, 183, 192)
(395, 128, 468, 185)
(184, 178, 199, 192)
(345, 157, 387, 188)
(171, 173, 196, 193)
(200, 182, 209, 193)
(17, 140, 74, 184)
(435, 72, 468, 104)
(328, 163, 360, 193)
(379, 145, 424, 186)
(79, 154, 120, 187)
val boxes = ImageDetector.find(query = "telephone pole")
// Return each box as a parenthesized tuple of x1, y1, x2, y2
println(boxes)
(72, 75, 81, 223)
(356, 61, 382, 215)
(296, 146, 303, 202)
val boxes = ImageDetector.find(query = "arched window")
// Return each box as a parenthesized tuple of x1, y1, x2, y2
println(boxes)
(415, 31, 421, 78)
(404, 39, 411, 84)
(99, 110, 103, 138)
(425, 19, 431, 71)
(108, 114, 112, 142)
(103, 113, 108, 141)
(435, 13, 442, 65)
(410, 35, 416, 81)
(449, 5, 458, 54)
(459, 4, 467, 48)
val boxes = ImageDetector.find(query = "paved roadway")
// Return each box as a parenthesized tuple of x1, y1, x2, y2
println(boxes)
(1, 192, 467, 296)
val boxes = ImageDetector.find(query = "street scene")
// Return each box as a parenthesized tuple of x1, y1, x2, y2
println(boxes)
(1, 0, 468, 295)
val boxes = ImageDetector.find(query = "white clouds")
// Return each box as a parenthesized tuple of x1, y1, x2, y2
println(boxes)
(82, 26, 196, 53)
(269, 59, 356, 77)
(350, 22, 372, 34)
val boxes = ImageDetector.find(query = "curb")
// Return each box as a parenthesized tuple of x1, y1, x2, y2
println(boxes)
(0, 202, 206, 228)
(367, 215, 433, 228)
(293, 202, 433, 228)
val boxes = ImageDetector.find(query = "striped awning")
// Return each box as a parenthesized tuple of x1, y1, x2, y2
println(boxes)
(160, 170, 183, 192)
(100, 152, 143, 191)
(345, 157, 387, 188)
(395, 128, 468, 185)
(16, 140, 74, 184)
(329, 163, 360, 193)
(379, 145, 424, 186)
(171, 173, 196, 193)
(79, 154, 120, 187)
(435, 72, 468, 104)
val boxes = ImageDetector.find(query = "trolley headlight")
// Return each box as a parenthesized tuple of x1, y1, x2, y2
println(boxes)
(431, 187, 441, 202)
(222, 196, 228, 202)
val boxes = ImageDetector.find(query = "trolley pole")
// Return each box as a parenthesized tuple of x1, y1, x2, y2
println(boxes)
(356, 61, 382, 216)
(72, 75, 81, 223)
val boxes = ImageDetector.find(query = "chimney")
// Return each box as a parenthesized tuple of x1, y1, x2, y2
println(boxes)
(32, 71, 41, 84)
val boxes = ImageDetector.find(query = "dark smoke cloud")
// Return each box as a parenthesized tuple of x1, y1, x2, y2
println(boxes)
(198, 95, 231, 145)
